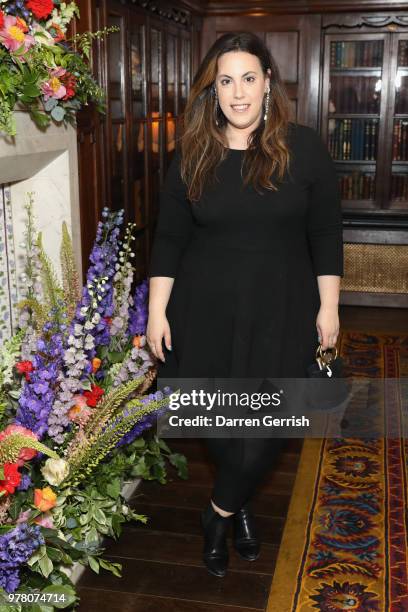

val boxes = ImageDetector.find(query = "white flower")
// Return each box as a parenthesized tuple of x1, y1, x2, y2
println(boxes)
(41, 458, 70, 486)
(92, 313, 101, 324)
(74, 324, 83, 336)
(32, 24, 57, 47)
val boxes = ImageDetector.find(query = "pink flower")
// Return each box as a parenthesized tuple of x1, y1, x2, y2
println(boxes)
(68, 395, 92, 426)
(41, 66, 67, 101)
(34, 511, 55, 528)
(17, 509, 32, 523)
(0, 15, 35, 53)
(0, 424, 38, 467)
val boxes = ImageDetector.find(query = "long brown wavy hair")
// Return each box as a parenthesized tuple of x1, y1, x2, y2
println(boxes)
(179, 31, 293, 202)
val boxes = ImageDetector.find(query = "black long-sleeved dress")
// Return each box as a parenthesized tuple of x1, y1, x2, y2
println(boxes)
(148, 122, 344, 379)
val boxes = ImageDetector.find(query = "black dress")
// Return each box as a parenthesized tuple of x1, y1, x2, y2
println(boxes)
(148, 122, 344, 380)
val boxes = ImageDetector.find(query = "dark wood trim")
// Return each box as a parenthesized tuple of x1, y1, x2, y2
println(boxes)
(340, 290, 408, 307)
(130, 0, 193, 25)
(204, 1, 408, 17)
(344, 228, 408, 243)
(323, 12, 408, 28)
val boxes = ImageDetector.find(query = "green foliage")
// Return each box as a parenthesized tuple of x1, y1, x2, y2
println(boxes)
(0, 331, 25, 425)
(0, 20, 117, 135)
(60, 222, 81, 322)
(64, 377, 160, 486)
(36, 232, 64, 316)
(0, 433, 60, 464)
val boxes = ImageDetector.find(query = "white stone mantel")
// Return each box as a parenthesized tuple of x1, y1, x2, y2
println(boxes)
(0, 111, 83, 336)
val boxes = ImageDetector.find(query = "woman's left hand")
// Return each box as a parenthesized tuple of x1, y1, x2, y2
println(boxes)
(316, 305, 339, 350)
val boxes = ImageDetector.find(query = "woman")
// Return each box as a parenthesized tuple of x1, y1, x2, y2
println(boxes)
(146, 31, 344, 578)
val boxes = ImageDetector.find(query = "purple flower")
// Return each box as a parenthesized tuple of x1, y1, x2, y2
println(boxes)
(15, 329, 65, 439)
(16, 473, 32, 492)
(113, 388, 172, 448)
(128, 280, 148, 336)
(72, 208, 125, 354)
(0, 523, 44, 593)
(47, 208, 125, 443)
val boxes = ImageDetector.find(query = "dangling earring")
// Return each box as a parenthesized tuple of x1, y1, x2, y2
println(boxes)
(264, 88, 270, 121)
(213, 86, 219, 127)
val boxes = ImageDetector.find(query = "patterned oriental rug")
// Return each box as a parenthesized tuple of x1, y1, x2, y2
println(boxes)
(267, 331, 408, 612)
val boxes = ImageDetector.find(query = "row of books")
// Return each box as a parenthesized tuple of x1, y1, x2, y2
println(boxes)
(336, 172, 408, 201)
(398, 41, 408, 67)
(337, 172, 375, 200)
(328, 119, 379, 160)
(390, 174, 408, 200)
(330, 41, 383, 69)
(329, 75, 380, 114)
(392, 120, 408, 160)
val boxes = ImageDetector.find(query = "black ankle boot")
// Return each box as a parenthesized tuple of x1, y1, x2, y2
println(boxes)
(200, 502, 231, 577)
(232, 502, 260, 561)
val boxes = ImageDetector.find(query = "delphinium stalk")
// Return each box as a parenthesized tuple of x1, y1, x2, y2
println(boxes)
(127, 279, 149, 337)
(46, 208, 124, 444)
(113, 279, 152, 386)
(17, 195, 45, 360)
(109, 222, 137, 347)
(14, 312, 67, 439)
(115, 388, 172, 448)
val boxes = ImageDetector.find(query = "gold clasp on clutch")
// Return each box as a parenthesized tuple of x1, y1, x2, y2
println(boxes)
(315, 344, 338, 371)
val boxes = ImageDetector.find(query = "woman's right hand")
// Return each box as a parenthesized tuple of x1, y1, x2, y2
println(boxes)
(146, 310, 172, 362)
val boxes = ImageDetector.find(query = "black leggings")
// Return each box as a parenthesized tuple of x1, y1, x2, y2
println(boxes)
(203, 437, 285, 513)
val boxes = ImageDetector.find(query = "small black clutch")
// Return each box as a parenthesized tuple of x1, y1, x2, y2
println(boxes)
(306, 344, 351, 411)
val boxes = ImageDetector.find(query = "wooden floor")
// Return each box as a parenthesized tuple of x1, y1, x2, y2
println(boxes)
(76, 306, 408, 611)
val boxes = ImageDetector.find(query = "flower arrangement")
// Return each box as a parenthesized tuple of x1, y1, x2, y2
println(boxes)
(0, 198, 186, 608)
(0, 0, 115, 135)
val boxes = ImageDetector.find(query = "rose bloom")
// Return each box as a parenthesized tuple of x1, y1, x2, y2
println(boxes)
(25, 0, 54, 20)
(15, 360, 34, 381)
(41, 457, 69, 486)
(0, 424, 38, 466)
(92, 357, 101, 373)
(0, 463, 21, 496)
(84, 384, 105, 408)
(0, 11, 4, 30)
(34, 486, 57, 512)
(0, 15, 35, 52)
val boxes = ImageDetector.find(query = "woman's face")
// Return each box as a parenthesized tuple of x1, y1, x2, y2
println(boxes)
(215, 51, 270, 131)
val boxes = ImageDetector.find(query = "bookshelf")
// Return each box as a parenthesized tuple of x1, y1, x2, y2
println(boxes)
(321, 31, 408, 219)
(320, 29, 408, 305)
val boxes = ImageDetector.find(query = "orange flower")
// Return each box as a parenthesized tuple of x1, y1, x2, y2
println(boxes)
(34, 486, 57, 512)
(68, 404, 81, 419)
(15, 17, 28, 33)
(133, 335, 143, 348)
(92, 357, 101, 373)
(48, 22, 65, 42)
